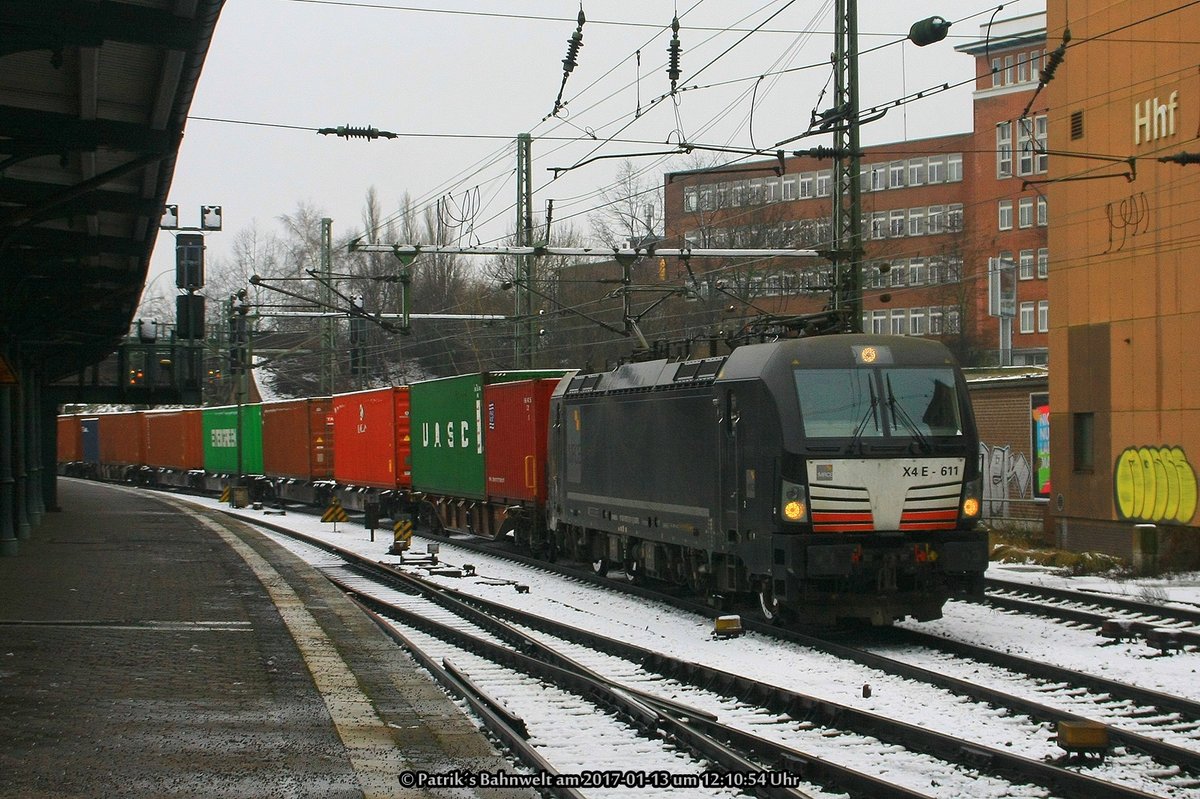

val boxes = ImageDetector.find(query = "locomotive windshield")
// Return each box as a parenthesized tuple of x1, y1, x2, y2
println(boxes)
(795, 367, 963, 439)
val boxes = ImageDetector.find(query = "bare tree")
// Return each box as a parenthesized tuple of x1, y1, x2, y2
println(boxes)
(589, 159, 663, 248)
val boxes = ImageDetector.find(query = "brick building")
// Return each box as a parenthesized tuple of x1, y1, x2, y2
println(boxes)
(1046, 0, 1200, 567)
(661, 12, 1050, 367)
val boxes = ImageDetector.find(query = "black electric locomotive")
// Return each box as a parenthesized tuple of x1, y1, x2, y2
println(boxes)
(545, 334, 986, 625)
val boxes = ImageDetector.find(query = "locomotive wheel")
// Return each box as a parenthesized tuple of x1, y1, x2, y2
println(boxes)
(758, 584, 788, 625)
(591, 557, 610, 577)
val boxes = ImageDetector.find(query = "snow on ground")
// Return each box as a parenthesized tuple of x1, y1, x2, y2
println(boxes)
(152, 490, 1200, 798)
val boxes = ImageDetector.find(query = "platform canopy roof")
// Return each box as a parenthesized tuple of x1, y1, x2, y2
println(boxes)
(0, 0, 224, 379)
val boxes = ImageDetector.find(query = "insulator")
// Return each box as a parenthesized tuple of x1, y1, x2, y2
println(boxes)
(667, 15, 682, 90)
(337, 125, 381, 140)
(1039, 29, 1071, 85)
(562, 8, 586, 74)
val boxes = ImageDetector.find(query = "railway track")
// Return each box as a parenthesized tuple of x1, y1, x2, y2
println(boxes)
(974, 577, 1200, 649)
(200, 501, 1198, 798)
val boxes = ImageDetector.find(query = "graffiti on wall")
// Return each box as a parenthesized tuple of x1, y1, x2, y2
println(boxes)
(1114, 446, 1198, 524)
(1030, 393, 1050, 499)
(980, 442, 1033, 518)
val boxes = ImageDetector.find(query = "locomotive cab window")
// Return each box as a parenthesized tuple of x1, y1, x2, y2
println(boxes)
(794, 367, 963, 440)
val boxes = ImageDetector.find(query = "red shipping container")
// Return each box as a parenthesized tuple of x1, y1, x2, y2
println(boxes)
(262, 398, 334, 481)
(332, 387, 410, 489)
(483, 378, 560, 504)
(98, 412, 147, 466)
(144, 409, 203, 471)
(57, 416, 81, 463)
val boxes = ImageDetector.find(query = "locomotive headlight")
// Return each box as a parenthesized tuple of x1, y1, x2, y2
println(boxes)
(780, 480, 809, 523)
(960, 476, 983, 519)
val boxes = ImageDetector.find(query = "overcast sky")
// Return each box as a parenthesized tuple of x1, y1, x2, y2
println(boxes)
(143, 0, 1046, 309)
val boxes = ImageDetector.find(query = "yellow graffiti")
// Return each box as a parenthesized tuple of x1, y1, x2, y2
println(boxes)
(1115, 446, 1197, 523)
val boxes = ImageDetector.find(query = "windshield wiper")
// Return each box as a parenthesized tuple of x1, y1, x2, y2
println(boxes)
(886, 375, 932, 453)
(849, 378, 879, 454)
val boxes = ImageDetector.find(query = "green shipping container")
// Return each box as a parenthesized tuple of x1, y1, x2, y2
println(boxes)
(202, 405, 264, 474)
(410, 371, 566, 499)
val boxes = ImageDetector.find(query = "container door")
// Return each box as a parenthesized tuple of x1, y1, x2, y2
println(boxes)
(81, 418, 100, 464)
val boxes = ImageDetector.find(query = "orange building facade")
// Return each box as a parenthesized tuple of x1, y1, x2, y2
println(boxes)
(662, 13, 1051, 367)
(1046, 1, 1200, 565)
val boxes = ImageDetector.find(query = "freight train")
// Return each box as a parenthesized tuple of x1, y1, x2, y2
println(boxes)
(58, 334, 987, 625)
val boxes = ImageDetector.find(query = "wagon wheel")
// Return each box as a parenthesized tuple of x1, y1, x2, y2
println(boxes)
(417, 501, 443, 535)
(622, 542, 641, 584)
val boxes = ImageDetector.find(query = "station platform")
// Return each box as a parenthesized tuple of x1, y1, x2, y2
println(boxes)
(0, 478, 534, 799)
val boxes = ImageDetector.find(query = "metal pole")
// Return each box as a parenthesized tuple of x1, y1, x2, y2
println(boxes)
(516, 134, 534, 368)
(13, 363, 29, 540)
(831, 0, 863, 331)
(320, 218, 335, 393)
(26, 370, 43, 525)
(0, 384, 16, 556)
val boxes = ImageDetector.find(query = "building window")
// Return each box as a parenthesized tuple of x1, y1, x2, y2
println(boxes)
(910, 308, 927, 335)
(947, 153, 963, 182)
(1019, 301, 1035, 333)
(947, 256, 963, 282)
(998, 200, 1013, 230)
(1035, 115, 1048, 173)
(1017, 52, 1029, 83)
(1073, 412, 1095, 471)
(891, 310, 907, 335)
(715, 183, 730, 209)
(889, 261, 907, 287)
(763, 177, 780, 203)
(946, 309, 961, 334)
(929, 307, 944, 333)
(1037, 195, 1048, 226)
(889, 210, 906, 237)
(947, 204, 964, 231)
(1037, 247, 1048, 278)
(1004, 55, 1014, 84)
(991, 57, 1002, 87)
(870, 164, 887, 192)
(907, 208, 925, 237)
(908, 258, 926, 285)
(799, 173, 814, 199)
(871, 310, 888, 334)
(927, 155, 946, 184)
(748, 178, 765, 205)
(1031, 50, 1041, 82)
(889, 161, 906, 189)
(684, 187, 698, 212)
(926, 205, 944, 235)
(731, 180, 746, 206)
(782, 174, 798, 201)
(1018, 197, 1034, 228)
(1019, 249, 1034, 279)
(816, 170, 832, 197)
(1017, 118, 1034, 175)
(699, 187, 714, 211)
(1038, 300, 1049, 332)
(997, 122, 1013, 178)
(869, 212, 887, 240)
(908, 158, 926, 186)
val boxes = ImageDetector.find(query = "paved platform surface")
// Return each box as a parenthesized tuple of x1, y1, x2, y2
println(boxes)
(0, 478, 534, 798)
